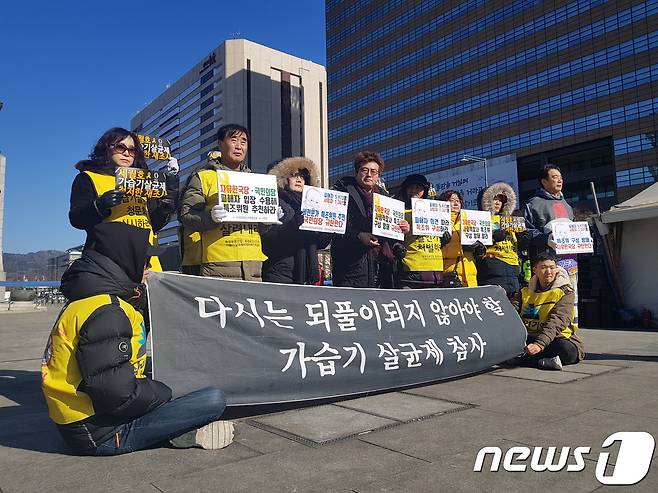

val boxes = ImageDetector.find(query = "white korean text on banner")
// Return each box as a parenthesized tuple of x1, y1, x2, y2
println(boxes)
(299, 186, 349, 234)
(411, 198, 451, 237)
(217, 170, 279, 223)
(148, 272, 527, 405)
(552, 221, 594, 254)
(372, 193, 405, 240)
(136, 134, 171, 161)
(460, 210, 493, 245)
(115, 167, 167, 199)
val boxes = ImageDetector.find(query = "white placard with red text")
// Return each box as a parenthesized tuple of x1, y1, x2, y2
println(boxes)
(411, 198, 451, 236)
(372, 193, 405, 240)
(460, 209, 493, 246)
(299, 186, 349, 234)
(552, 221, 594, 254)
(217, 170, 279, 223)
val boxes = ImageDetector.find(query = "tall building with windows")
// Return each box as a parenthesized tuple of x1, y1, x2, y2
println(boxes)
(131, 39, 328, 248)
(326, 0, 658, 209)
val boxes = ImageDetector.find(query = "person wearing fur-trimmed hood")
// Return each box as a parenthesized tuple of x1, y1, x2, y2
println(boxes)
(477, 182, 529, 296)
(261, 157, 330, 284)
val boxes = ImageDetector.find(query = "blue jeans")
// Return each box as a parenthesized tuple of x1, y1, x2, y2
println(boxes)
(94, 387, 227, 456)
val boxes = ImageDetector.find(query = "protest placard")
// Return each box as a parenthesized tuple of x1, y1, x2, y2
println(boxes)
(115, 167, 167, 199)
(552, 221, 594, 254)
(217, 170, 279, 223)
(411, 198, 451, 236)
(136, 134, 171, 161)
(299, 186, 349, 234)
(148, 272, 527, 405)
(460, 210, 493, 245)
(372, 193, 405, 240)
(498, 215, 526, 232)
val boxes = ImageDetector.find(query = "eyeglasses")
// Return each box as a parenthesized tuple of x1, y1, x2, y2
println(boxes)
(358, 167, 379, 176)
(111, 143, 137, 157)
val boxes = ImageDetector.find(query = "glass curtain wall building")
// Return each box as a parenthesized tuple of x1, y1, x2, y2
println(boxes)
(326, 0, 658, 208)
(131, 39, 327, 249)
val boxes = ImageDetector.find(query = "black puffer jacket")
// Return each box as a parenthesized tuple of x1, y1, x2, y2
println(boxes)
(330, 176, 400, 288)
(53, 223, 171, 452)
(261, 157, 330, 284)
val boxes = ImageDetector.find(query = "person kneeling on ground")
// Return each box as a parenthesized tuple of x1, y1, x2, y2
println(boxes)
(514, 251, 584, 370)
(41, 222, 233, 455)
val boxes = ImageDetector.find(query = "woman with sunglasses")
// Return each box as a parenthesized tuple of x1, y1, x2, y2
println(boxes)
(69, 127, 179, 270)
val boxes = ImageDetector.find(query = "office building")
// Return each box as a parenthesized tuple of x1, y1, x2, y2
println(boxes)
(131, 39, 328, 247)
(326, 0, 658, 209)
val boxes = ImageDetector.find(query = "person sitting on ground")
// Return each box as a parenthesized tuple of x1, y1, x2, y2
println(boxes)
(261, 157, 331, 284)
(41, 222, 233, 455)
(514, 251, 585, 370)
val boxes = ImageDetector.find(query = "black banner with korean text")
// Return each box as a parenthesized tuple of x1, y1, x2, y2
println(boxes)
(147, 272, 527, 406)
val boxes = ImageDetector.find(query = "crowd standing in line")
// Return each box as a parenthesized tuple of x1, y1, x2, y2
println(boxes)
(46, 123, 586, 456)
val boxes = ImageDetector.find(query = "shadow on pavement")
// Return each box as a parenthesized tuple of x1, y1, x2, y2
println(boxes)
(585, 352, 658, 363)
(0, 369, 69, 454)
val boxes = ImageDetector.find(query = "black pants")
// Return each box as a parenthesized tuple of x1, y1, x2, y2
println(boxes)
(521, 337, 580, 366)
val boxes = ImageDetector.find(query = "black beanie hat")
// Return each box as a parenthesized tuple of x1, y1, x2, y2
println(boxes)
(400, 174, 430, 192)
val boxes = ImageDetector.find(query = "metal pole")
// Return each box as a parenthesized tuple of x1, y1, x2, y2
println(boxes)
(483, 159, 488, 187)
(590, 181, 601, 215)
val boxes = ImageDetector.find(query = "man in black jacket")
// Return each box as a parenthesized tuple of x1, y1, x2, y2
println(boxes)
(41, 222, 232, 455)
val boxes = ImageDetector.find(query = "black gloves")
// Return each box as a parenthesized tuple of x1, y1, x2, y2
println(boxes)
(516, 230, 531, 250)
(95, 190, 125, 215)
(165, 172, 179, 198)
(392, 242, 407, 259)
(492, 229, 509, 243)
(440, 231, 452, 247)
(464, 240, 486, 257)
(293, 211, 305, 227)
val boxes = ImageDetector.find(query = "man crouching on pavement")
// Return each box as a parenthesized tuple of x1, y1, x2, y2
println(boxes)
(513, 251, 585, 370)
(41, 222, 233, 455)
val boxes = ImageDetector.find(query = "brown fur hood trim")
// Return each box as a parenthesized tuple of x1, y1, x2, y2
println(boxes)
(481, 181, 517, 214)
(268, 157, 320, 188)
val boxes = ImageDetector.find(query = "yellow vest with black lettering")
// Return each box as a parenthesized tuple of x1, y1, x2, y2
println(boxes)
(520, 285, 578, 339)
(484, 215, 519, 266)
(41, 295, 147, 425)
(198, 169, 267, 263)
(402, 209, 444, 271)
(442, 213, 477, 286)
(84, 171, 162, 271)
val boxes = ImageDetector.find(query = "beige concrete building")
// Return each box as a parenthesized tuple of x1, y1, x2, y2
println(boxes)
(131, 39, 328, 250)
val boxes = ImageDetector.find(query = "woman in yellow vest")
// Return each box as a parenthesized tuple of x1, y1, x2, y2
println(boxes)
(477, 182, 527, 297)
(514, 251, 585, 370)
(395, 174, 454, 288)
(69, 127, 179, 271)
(438, 190, 485, 287)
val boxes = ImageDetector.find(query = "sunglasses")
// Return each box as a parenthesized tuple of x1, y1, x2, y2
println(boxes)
(111, 143, 137, 157)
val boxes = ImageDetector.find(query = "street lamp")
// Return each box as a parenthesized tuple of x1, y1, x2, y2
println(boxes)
(460, 154, 488, 186)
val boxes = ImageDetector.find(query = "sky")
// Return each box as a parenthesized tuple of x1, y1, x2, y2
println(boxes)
(0, 0, 326, 254)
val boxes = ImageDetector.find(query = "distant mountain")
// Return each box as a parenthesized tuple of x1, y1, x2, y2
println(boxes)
(2, 250, 65, 281)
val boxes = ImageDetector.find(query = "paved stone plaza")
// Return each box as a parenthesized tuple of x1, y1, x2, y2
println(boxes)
(1, 308, 656, 492)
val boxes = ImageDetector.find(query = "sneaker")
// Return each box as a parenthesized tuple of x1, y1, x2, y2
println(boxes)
(536, 355, 563, 371)
(170, 420, 234, 450)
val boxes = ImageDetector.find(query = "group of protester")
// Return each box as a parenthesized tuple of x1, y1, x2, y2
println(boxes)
(40, 124, 584, 457)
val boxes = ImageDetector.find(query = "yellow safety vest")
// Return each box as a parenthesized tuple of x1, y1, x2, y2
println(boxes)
(484, 215, 519, 266)
(84, 171, 162, 271)
(402, 209, 444, 271)
(442, 213, 477, 287)
(520, 285, 578, 339)
(41, 294, 147, 425)
(180, 228, 202, 267)
(198, 169, 267, 263)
